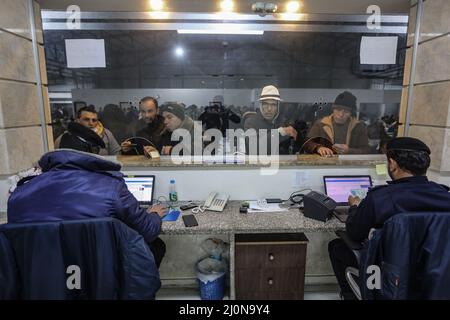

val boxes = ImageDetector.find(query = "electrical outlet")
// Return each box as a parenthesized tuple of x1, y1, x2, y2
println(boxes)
(293, 171, 308, 188)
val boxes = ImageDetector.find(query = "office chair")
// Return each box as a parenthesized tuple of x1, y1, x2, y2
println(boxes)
(0, 217, 161, 300)
(337, 212, 450, 300)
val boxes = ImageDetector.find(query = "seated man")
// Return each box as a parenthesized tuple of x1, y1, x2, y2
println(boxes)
(7, 149, 167, 268)
(55, 106, 121, 155)
(328, 137, 450, 299)
(305, 91, 370, 156)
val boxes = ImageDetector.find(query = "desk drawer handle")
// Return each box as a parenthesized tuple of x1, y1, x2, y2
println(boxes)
(268, 253, 275, 261)
(268, 278, 274, 286)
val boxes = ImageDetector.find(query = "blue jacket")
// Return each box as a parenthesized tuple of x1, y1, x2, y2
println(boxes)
(346, 176, 450, 242)
(7, 150, 162, 245)
(0, 218, 161, 299)
(359, 212, 450, 300)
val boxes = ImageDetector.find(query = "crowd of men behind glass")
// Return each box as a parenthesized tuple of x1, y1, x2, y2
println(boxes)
(51, 86, 399, 157)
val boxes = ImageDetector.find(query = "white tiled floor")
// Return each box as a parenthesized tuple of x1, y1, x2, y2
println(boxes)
(156, 287, 340, 300)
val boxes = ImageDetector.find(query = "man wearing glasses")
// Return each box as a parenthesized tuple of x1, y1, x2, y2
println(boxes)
(55, 106, 121, 155)
(304, 91, 370, 156)
(243, 85, 298, 155)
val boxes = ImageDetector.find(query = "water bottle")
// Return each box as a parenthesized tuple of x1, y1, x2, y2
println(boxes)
(169, 179, 178, 204)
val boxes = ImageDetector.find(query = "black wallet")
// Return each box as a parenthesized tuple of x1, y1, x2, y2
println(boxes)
(182, 214, 198, 227)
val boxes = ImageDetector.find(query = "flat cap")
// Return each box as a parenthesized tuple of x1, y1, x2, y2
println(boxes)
(386, 137, 430, 154)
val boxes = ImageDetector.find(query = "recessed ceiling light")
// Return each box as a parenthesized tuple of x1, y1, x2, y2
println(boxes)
(175, 47, 184, 57)
(220, 0, 234, 12)
(150, 0, 164, 11)
(286, 1, 301, 13)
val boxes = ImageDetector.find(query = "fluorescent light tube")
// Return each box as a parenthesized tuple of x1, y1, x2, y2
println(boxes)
(177, 29, 264, 35)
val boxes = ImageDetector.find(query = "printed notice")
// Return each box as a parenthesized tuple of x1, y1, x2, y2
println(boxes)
(360, 36, 398, 65)
(65, 39, 106, 68)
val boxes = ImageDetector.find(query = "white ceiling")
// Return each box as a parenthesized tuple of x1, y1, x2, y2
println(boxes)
(37, 0, 411, 14)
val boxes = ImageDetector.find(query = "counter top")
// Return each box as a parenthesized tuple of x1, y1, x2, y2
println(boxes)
(162, 201, 344, 235)
(118, 154, 386, 169)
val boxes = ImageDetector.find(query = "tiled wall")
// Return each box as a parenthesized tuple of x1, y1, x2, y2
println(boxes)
(0, 0, 50, 176)
(401, 0, 450, 172)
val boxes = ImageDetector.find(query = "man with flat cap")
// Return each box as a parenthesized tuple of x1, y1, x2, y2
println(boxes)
(328, 137, 450, 299)
(305, 91, 370, 156)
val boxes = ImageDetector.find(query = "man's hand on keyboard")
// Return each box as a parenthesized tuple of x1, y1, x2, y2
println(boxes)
(147, 204, 167, 218)
(348, 195, 361, 207)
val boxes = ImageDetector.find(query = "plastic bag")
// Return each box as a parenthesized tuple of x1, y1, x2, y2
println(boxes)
(201, 238, 228, 260)
(196, 257, 227, 284)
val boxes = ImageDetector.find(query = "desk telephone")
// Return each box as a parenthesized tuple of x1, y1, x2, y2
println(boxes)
(203, 192, 229, 212)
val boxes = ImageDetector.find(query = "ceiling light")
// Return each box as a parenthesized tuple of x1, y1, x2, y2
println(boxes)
(177, 28, 264, 35)
(220, 0, 234, 12)
(286, 1, 301, 13)
(150, 0, 164, 11)
(175, 47, 184, 57)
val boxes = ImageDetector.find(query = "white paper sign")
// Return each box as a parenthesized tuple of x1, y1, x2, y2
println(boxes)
(65, 39, 106, 68)
(360, 36, 398, 65)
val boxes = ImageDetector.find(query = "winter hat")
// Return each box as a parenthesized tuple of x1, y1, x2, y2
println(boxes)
(332, 91, 357, 113)
(160, 102, 186, 121)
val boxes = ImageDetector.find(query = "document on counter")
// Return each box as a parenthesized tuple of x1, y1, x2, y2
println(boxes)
(247, 201, 289, 213)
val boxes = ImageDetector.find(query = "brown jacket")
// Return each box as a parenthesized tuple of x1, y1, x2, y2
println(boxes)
(305, 115, 370, 154)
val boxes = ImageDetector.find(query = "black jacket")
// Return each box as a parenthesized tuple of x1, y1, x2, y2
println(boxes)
(127, 115, 170, 154)
(346, 176, 450, 243)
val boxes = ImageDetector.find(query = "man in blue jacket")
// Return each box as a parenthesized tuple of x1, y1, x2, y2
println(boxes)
(7, 149, 167, 268)
(329, 137, 450, 300)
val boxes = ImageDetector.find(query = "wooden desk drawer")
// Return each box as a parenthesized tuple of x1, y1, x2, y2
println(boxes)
(236, 243, 307, 269)
(235, 267, 305, 293)
(260, 267, 305, 293)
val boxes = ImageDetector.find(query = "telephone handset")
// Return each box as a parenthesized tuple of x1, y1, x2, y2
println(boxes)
(203, 192, 229, 212)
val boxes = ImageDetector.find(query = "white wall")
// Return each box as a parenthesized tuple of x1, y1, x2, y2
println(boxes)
(72, 89, 253, 109)
(122, 166, 388, 201)
(71, 88, 402, 110)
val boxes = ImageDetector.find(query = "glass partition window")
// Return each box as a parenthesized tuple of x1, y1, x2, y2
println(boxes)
(44, 18, 406, 157)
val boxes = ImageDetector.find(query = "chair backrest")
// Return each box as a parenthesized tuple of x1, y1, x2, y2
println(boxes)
(359, 212, 450, 300)
(0, 217, 160, 300)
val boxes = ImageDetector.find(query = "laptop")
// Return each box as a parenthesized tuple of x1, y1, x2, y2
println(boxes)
(323, 175, 373, 222)
(124, 175, 155, 208)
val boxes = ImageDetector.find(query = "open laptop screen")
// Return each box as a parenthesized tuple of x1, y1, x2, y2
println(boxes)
(323, 175, 373, 205)
(124, 175, 155, 205)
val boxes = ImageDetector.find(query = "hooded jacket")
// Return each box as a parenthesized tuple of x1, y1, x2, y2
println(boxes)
(7, 150, 162, 245)
(243, 110, 291, 155)
(55, 122, 121, 156)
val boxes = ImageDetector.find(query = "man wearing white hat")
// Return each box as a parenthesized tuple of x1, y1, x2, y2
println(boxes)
(244, 85, 298, 155)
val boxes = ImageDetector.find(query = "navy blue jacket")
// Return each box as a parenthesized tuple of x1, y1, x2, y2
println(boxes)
(7, 150, 162, 245)
(0, 218, 161, 299)
(346, 176, 450, 242)
(359, 212, 450, 300)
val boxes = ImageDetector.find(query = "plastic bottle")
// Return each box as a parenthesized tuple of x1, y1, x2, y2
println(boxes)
(169, 179, 178, 203)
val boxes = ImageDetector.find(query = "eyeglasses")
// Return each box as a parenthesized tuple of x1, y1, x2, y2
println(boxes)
(261, 102, 278, 109)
